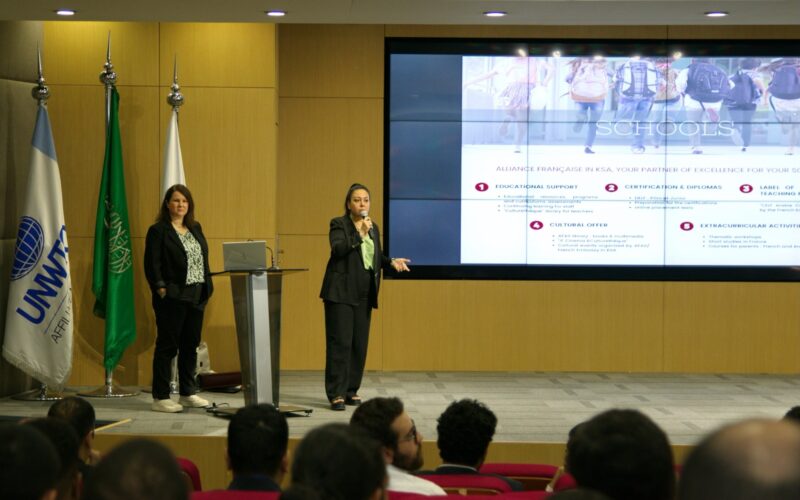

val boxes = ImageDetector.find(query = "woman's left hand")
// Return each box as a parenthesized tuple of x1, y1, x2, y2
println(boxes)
(391, 258, 411, 272)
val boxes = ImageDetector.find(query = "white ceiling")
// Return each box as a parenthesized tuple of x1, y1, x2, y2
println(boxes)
(0, 0, 798, 26)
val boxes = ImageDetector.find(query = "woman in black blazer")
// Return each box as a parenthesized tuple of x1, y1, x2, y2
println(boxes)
(319, 183, 411, 410)
(144, 184, 214, 413)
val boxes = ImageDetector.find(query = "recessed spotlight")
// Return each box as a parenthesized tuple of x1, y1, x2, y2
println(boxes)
(265, 10, 286, 17)
(672, 51, 683, 60)
(552, 50, 562, 58)
(483, 11, 507, 18)
(55, 9, 76, 16)
(704, 11, 728, 17)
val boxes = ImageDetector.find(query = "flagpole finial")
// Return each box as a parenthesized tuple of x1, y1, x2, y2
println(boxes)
(99, 31, 117, 88)
(166, 55, 184, 109)
(32, 45, 50, 103)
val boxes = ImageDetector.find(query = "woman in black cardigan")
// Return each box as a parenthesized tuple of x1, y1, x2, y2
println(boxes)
(319, 183, 411, 410)
(144, 184, 213, 413)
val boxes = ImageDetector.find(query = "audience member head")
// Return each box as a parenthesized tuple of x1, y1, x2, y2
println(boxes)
(436, 398, 496, 468)
(48, 396, 96, 463)
(679, 418, 800, 500)
(24, 418, 81, 500)
(566, 408, 675, 500)
(227, 403, 289, 482)
(81, 438, 187, 500)
(351, 396, 425, 471)
(784, 406, 800, 423)
(291, 423, 386, 500)
(0, 423, 60, 500)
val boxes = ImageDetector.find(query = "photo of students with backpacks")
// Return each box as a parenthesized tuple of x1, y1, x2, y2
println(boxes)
(724, 58, 765, 152)
(650, 58, 681, 148)
(566, 57, 610, 154)
(676, 58, 731, 154)
(765, 57, 800, 155)
(614, 57, 660, 154)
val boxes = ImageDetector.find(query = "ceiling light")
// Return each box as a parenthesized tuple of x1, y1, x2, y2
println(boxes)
(265, 10, 286, 17)
(704, 11, 728, 17)
(483, 11, 507, 18)
(672, 51, 683, 60)
(552, 50, 562, 58)
(55, 9, 76, 16)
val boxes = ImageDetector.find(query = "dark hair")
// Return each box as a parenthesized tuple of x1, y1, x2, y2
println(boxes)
(350, 396, 404, 452)
(157, 184, 196, 227)
(437, 399, 496, 467)
(343, 183, 370, 215)
(48, 395, 96, 440)
(566, 409, 675, 500)
(227, 404, 289, 476)
(679, 419, 800, 500)
(25, 417, 81, 493)
(82, 438, 187, 500)
(0, 423, 60, 500)
(291, 423, 386, 500)
(740, 58, 761, 70)
(785, 406, 800, 423)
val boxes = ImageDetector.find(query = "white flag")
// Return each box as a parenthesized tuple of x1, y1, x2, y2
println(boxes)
(161, 108, 185, 195)
(3, 105, 73, 388)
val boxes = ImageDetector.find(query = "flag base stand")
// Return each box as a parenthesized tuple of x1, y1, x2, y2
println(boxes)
(78, 370, 140, 398)
(12, 384, 69, 401)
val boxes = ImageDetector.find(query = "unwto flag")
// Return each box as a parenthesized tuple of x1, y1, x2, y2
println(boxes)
(3, 104, 73, 388)
(162, 108, 185, 196)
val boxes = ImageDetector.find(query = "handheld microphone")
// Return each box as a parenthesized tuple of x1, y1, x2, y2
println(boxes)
(360, 211, 374, 238)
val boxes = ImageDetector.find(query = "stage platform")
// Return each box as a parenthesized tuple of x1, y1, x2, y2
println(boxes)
(2, 370, 798, 446)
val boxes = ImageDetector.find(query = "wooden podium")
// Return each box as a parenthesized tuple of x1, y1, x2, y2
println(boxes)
(212, 267, 311, 417)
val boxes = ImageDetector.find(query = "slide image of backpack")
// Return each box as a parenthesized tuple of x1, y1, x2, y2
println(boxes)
(616, 61, 657, 99)
(725, 71, 759, 108)
(570, 65, 608, 103)
(687, 63, 731, 103)
(768, 65, 800, 100)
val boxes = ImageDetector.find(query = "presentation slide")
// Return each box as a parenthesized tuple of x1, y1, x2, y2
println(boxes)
(386, 41, 800, 280)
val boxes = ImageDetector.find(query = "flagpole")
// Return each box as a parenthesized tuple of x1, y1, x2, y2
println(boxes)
(80, 34, 138, 398)
(12, 46, 68, 402)
(167, 55, 183, 395)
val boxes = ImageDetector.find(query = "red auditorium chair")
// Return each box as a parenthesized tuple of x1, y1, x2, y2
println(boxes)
(422, 474, 515, 495)
(192, 491, 280, 500)
(177, 457, 202, 492)
(479, 463, 560, 490)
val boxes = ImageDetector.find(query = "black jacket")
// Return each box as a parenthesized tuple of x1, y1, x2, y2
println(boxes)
(319, 215, 393, 309)
(144, 220, 213, 307)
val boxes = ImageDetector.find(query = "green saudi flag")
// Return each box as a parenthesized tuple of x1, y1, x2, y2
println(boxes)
(92, 88, 136, 372)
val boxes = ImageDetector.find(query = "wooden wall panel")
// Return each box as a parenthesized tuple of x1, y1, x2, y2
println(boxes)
(159, 23, 276, 88)
(381, 281, 664, 372)
(167, 87, 276, 240)
(279, 25, 384, 98)
(47, 84, 160, 239)
(277, 98, 383, 236)
(663, 283, 800, 373)
(43, 22, 158, 86)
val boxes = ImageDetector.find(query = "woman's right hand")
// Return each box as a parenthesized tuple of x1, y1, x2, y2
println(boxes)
(157, 288, 166, 298)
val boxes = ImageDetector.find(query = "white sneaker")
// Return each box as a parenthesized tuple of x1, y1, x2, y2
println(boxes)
(179, 394, 209, 408)
(152, 399, 183, 413)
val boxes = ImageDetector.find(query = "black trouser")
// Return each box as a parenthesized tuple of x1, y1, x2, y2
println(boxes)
(152, 293, 204, 400)
(324, 269, 373, 401)
(728, 106, 756, 147)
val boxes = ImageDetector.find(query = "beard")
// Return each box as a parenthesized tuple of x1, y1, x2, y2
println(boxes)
(393, 445, 424, 472)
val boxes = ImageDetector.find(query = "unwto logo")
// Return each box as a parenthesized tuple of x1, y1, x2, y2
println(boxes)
(11, 216, 44, 281)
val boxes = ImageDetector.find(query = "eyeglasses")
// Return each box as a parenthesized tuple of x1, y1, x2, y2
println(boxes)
(399, 420, 418, 443)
